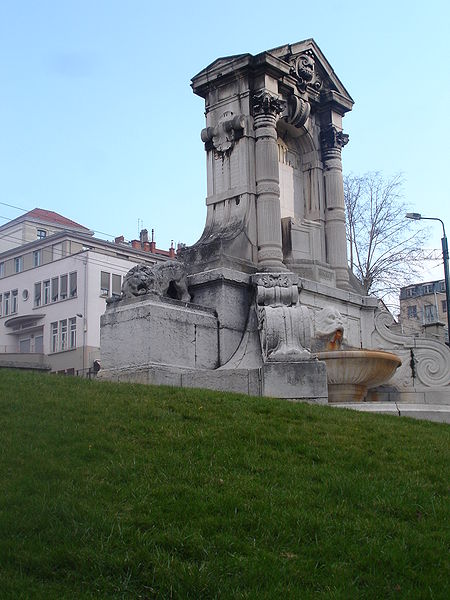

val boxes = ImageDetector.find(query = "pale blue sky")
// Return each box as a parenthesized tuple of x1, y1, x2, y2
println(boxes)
(0, 1, 449, 280)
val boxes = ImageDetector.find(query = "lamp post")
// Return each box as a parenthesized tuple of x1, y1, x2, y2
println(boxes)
(406, 213, 450, 344)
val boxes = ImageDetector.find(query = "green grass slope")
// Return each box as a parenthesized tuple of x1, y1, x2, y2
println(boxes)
(0, 369, 449, 599)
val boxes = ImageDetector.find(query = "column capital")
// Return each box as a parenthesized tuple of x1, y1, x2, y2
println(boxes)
(320, 125, 349, 155)
(252, 91, 285, 121)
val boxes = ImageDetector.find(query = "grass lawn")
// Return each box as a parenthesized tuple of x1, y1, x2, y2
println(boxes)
(0, 369, 449, 599)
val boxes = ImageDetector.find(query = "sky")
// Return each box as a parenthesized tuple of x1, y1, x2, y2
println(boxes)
(0, 0, 449, 281)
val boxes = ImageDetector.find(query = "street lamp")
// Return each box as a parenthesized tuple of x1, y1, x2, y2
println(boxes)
(406, 212, 450, 344)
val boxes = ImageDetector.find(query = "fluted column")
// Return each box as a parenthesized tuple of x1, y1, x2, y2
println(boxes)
(321, 125, 350, 289)
(253, 92, 286, 271)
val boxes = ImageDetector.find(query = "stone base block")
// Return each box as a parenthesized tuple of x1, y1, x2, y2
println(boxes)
(98, 360, 328, 403)
(262, 360, 328, 402)
(101, 297, 219, 371)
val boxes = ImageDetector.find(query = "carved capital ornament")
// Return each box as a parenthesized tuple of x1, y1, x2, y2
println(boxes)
(320, 125, 349, 152)
(252, 91, 285, 118)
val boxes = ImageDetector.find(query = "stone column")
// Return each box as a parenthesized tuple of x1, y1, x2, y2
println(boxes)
(321, 125, 350, 289)
(253, 92, 286, 271)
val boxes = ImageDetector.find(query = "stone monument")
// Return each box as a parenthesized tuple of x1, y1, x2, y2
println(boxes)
(99, 39, 450, 404)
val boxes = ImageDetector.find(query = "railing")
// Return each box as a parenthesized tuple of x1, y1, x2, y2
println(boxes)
(0, 345, 19, 353)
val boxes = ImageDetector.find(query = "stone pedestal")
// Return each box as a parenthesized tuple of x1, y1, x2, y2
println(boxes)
(100, 296, 219, 371)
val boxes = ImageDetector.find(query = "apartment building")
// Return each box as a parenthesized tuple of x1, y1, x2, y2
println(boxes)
(0, 209, 172, 374)
(399, 279, 448, 337)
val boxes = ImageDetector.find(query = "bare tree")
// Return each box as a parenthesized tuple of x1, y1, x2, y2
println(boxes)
(344, 171, 429, 301)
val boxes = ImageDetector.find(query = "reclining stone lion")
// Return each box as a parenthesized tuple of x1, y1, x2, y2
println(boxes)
(119, 261, 191, 303)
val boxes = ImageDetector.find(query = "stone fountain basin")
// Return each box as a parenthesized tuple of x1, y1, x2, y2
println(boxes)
(315, 349, 402, 403)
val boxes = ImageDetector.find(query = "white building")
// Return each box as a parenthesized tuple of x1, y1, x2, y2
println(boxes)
(0, 209, 172, 374)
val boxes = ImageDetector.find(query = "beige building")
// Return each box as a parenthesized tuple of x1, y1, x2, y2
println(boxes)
(399, 279, 448, 337)
(0, 209, 172, 374)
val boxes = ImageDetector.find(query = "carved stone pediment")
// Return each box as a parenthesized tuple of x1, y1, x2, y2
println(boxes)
(267, 39, 354, 109)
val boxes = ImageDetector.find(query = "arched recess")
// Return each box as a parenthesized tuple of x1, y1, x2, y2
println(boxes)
(276, 120, 327, 267)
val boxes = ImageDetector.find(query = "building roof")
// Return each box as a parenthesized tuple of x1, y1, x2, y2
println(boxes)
(22, 208, 91, 232)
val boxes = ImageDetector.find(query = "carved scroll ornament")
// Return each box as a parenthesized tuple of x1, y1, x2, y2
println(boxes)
(291, 51, 322, 94)
(373, 310, 450, 388)
(201, 113, 245, 154)
(259, 304, 311, 362)
(253, 272, 312, 362)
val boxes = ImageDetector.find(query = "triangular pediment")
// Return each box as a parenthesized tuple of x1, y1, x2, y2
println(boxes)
(267, 38, 353, 104)
(192, 54, 251, 82)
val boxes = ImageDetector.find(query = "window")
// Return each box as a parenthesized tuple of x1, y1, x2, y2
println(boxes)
(60, 319, 68, 351)
(4, 292, 10, 316)
(69, 317, 77, 349)
(14, 256, 23, 273)
(407, 305, 417, 319)
(34, 272, 75, 306)
(405, 287, 415, 298)
(442, 300, 447, 313)
(52, 243, 63, 260)
(51, 322, 58, 353)
(0, 294, 2, 317)
(34, 282, 42, 307)
(35, 335, 43, 353)
(60, 274, 68, 299)
(100, 271, 110, 296)
(112, 274, 122, 297)
(424, 304, 436, 323)
(0, 262, 4, 277)
(440, 281, 446, 292)
(33, 250, 41, 267)
(43, 280, 50, 305)
(423, 284, 433, 295)
(19, 338, 31, 353)
(69, 271, 77, 297)
(37, 229, 47, 239)
(11, 290, 18, 314)
(50, 319, 76, 353)
(51, 277, 59, 302)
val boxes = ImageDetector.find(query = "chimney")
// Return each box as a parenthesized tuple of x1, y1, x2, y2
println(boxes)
(143, 241, 151, 252)
(114, 235, 125, 244)
(131, 239, 141, 250)
(169, 240, 175, 258)
(149, 228, 156, 252)
(140, 229, 148, 243)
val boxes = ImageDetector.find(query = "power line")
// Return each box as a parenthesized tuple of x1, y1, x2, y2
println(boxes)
(0, 202, 118, 240)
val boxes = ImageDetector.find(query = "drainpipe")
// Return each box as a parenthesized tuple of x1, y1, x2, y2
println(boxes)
(82, 253, 88, 374)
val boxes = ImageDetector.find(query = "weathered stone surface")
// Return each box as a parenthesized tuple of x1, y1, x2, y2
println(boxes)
(101, 297, 219, 370)
(98, 39, 449, 407)
(262, 361, 327, 401)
